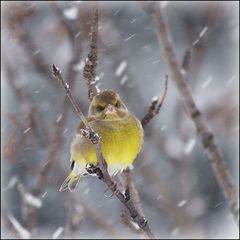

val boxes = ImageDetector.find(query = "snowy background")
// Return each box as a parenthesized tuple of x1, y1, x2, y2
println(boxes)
(1, 1, 239, 239)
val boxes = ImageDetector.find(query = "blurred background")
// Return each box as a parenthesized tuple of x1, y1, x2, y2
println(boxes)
(1, 1, 239, 239)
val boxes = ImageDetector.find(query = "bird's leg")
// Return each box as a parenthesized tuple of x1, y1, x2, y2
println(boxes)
(85, 164, 103, 179)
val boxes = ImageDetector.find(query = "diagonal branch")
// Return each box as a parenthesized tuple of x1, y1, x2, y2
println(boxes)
(52, 65, 155, 239)
(153, 2, 239, 224)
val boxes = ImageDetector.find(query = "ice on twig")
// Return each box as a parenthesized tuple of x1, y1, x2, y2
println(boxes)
(8, 213, 31, 239)
(115, 61, 127, 77)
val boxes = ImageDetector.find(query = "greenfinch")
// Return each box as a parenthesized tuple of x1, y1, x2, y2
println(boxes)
(60, 90, 143, 192)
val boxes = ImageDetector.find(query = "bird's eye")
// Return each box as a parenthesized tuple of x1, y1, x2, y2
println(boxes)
(96, 105, 105, 112)
(115, 101, 121, 108)
(70, 160, 75, 170)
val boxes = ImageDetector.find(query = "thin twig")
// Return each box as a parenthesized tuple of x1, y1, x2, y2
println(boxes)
(141, 75, 168, 129)
(52, 65, 155, 239)
(22, 5, 85, 234)
(52, 65, 91, 131)
(153, 2, 239, 224)
(83, 1, 99, 100)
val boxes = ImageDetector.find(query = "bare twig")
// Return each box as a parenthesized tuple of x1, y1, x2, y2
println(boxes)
(153, 3, 239, 224)
(141, 75, 168, 129)
(52, 65, 91, 131)
(52, 65, 155, 239)
(83, 1, 99, 100)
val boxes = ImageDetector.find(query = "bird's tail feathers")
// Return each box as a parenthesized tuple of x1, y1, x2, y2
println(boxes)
(59, 171, 81, 192)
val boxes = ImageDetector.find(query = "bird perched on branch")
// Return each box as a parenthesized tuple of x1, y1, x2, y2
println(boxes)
(60, 90, 143, 191)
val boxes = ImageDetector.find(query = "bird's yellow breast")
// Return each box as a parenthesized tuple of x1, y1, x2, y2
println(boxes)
(71, 114, 143, 174)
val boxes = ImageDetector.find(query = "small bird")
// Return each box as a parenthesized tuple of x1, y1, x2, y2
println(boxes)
(59, 90, 144, 192)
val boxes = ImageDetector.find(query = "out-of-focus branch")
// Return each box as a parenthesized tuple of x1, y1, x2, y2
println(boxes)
(83, 1, 99, 100)
(19, 4, 84, 234)
(153, 2, 239, 224)
(44, 160, 121, 237)
(5, 2, 58, 88)
(32, 3, 83, 197)
(141, 75, 168, 129)
(2, 62, 50, 159)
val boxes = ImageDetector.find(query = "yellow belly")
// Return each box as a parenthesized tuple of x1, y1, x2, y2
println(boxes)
(71, 114, 143, 173)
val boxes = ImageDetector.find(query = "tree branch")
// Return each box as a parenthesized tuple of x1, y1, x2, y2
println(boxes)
(153, 2, 239, 224)
(52, 2, 156, 238)
(141, 75, 168, 129)
(83, 1, 99, 100)
(52, 65, 155, 239)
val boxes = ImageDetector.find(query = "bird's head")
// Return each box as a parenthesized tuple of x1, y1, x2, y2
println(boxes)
(89, 90, 128, 120)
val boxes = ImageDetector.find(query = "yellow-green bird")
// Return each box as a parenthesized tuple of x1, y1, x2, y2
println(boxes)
(59, 90, 143, 192)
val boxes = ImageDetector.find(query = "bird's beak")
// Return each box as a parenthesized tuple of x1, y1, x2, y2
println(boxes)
(105, 104, 116, 115)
